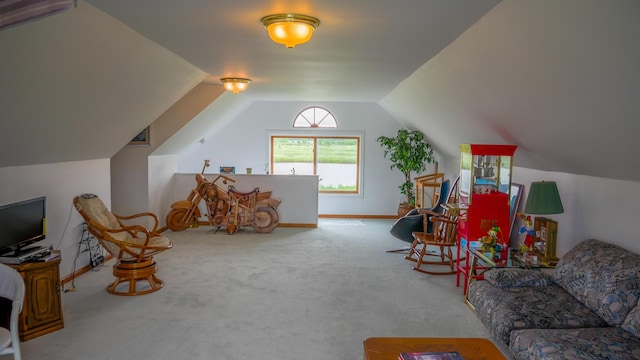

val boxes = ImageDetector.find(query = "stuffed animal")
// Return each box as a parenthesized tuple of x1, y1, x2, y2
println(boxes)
(480, 225, 502, 256)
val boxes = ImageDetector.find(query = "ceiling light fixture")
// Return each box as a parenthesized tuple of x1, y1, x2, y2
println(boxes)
(261, 13, 320, 49)
(220, 78, 251, 94)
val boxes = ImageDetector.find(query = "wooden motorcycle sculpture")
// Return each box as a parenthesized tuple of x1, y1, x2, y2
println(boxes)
(166, 160, 281, 234)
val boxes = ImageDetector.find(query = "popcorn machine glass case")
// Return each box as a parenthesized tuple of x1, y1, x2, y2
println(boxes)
(458, 144, 517, 260)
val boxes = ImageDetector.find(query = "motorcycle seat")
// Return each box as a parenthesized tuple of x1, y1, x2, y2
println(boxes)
(228, 185, 260, 197)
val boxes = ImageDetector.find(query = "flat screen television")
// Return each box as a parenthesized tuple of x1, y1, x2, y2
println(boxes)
(0, 196, 46, 257)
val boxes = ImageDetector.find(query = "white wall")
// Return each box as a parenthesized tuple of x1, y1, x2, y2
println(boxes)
(172, 173, 319, 226)
(176, 101, 438, 216)
(512, 168, 640, 257)
(111, 141, 150, 216)
(149, 155, 178, 224)
(0, 159, 110, 278)
(0, 1, 206, 168)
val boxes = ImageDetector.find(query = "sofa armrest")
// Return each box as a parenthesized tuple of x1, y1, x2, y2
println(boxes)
(484, 268, 554, 288)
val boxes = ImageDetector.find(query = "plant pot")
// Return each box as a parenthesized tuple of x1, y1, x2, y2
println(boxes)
(398, 203, 414, 217)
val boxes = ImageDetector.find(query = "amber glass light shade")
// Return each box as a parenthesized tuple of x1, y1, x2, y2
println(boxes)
(261, 14, 320, 48)
(220, 78, 251, 94)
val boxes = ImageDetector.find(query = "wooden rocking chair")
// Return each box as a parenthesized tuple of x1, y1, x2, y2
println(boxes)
(405, 213, 459, 275)
(73, 194, 173, 296)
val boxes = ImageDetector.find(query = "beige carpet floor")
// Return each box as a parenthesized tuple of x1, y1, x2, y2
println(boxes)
(17, 219, 493, 360)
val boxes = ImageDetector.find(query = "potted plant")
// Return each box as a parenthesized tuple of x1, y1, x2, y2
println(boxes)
(377, 129, 435, 215)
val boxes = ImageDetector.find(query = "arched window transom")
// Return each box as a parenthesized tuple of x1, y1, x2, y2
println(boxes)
(293, 107, 337, 128)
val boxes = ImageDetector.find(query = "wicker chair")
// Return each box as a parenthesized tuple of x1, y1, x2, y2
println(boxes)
(73, 194, 172, 296)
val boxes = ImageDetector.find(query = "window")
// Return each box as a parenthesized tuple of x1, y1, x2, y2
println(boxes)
(270, 136, 360, 193)
(293, 107, 337, 128)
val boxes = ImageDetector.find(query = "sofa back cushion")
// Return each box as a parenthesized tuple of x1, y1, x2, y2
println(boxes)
(554, 239, 640, 327)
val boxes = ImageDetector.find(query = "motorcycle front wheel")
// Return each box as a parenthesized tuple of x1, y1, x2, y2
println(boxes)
(166, 208, 190, 231)
(252, 207, 279, 233)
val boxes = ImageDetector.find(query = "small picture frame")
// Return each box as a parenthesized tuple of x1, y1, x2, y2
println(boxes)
(508, 183, 524, 247)
(219, 166, 235, 174)
(534, 217, 558, 262)
(128, 127, 150, 146)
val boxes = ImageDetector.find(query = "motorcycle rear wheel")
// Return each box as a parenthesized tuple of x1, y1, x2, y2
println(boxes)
(166, 208, 190, 231)
(253, 207, 279, 233)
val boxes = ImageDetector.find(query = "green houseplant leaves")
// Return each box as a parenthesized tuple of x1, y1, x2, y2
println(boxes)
(377, 129, 434, 206)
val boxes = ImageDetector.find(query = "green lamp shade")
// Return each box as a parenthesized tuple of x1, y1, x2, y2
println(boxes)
(524, 181, 564, 214)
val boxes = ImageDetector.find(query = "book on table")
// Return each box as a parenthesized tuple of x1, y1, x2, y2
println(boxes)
(398, 351, 465, 360)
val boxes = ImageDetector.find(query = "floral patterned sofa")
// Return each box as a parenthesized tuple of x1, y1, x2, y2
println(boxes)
(467, 239, 640, 359)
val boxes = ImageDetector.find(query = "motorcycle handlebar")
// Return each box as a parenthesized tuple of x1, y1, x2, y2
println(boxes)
(212, 174, 236, 185)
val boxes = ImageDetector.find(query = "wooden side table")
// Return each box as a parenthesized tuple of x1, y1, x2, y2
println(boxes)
(9, 257, 64, 341)
(363, 337, 506, 360)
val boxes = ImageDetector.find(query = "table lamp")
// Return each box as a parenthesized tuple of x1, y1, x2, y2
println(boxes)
(524, 181, 564, 215)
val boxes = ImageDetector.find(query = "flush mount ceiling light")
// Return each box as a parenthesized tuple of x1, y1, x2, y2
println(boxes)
(261, 13, 320, 48)
(220, 78, 251, 94)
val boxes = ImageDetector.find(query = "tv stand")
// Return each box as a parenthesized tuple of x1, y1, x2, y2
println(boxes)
(0, 246, 49, 264)
(8, 257, 64, 341)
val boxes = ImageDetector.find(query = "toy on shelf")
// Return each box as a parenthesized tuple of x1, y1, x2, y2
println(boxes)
(517, 212, 535, 251)
(479, 225, 504, 259)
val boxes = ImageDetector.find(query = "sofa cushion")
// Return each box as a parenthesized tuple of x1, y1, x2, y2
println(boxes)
(554, 239, 640, 327)
(468, 280, 608, 346)
(510, 327, 640, 360)
(622, 303, 640, 338)
(485, 268, 554, 288)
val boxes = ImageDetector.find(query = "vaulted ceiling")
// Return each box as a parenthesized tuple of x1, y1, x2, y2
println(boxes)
(1, 1, 639, 183)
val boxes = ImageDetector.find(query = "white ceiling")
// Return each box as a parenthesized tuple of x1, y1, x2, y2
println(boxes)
(2, 0, 640, 184)
(83, 0, 500, 102)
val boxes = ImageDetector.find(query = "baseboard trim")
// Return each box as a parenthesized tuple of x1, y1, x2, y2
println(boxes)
(277, 223, 317, 228)
(61, 254, 113, 285)
(318, 214, 397, 219)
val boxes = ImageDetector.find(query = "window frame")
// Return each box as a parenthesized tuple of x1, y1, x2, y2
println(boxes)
(267, 131, 363, 195)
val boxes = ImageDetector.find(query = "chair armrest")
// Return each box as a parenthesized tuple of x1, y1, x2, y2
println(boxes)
(417, 209, 441, 217)
(115, 212, 160, 233)
(430, 216, 457, 226)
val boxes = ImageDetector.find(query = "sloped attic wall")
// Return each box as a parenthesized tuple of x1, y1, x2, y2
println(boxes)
(380, 0, 640, 183)
(0, 1, 206, 278)
(0, 1, 206, 168)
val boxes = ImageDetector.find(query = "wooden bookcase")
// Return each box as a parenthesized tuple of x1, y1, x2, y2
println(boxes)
(533, 217, 559, 263)
(9, 256, 64, 341)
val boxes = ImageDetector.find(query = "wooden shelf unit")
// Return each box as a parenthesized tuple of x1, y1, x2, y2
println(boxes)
(413, 172, 445, 209)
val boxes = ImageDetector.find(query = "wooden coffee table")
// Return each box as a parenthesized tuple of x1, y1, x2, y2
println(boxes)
(363, 337, 506, 360)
